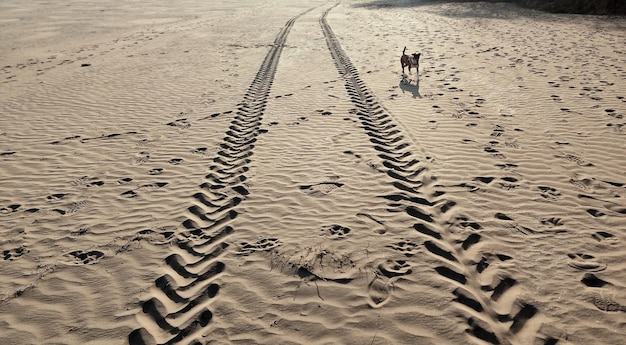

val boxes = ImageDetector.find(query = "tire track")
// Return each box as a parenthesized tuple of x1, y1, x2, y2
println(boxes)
(128, 8, 315, 345)
(320, 6, 551, 345)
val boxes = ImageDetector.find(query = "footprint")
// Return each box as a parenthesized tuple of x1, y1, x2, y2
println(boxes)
(166, 118, 190, 129)
(320, 224, 351, 239)
(386, 240, 420, 257)
(368, 276, 391, 308)
(367, 258, 413, 308)
(315, 109, 333, 116)
(68, 201, 87, 213)
(538, 186, 561, 201)
(504, 139, 519, 149)
(121, 190, 138, 198)
(474, 176, 495, 184)
(237, 237, 282, 256)
(499, 177, 519, 190)
(135, 152, 150, 164)
(491, 125, 505, 137)
(136, 138, 151, 146)
(65, 250, 104, 264)
(457, 217, 482, 230)
(540, 217, 564, 227)
(586, 209, 606, 218)
(169, 158, 183, 165)
(70, 228, 89, 236)
(148, 168, 163, 175)
(593, 294, 626, 312)
(287, 117, 308, 126)
(484, 146, 506, 159)
(559, 153, 594, 167)
(591, 231, 618, 244)
(71, 176, 103, 187)
(495, 163, 518, 170)
(569, 177, 597, 191)
(138, 182, 168, 191)
(356, 213, 387, 235)
(299, 182, 344, 196)
(0, 204, 21, 215)
(567, 253, 607, 272)
(47, 193, 68, 200)
(378, 259, 412, 278)
(3, 246, 28, 261)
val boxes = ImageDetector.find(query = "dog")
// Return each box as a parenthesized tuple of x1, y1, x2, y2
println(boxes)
(400, 47, 420, 77)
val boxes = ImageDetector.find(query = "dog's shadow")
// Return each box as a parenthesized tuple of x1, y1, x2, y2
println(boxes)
(399, 77, 421, 98)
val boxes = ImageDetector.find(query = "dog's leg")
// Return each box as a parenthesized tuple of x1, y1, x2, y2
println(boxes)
(415, 53, 421, 80)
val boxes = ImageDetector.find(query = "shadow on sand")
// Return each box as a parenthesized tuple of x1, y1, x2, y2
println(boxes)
(399, 77, 421, 98)
(353, 0, 535, 19)
(355, 0, 447, 8)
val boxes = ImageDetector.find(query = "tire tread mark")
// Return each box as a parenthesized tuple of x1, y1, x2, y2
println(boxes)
(320, 6, 543, 345)
(128, 7, 317, 345)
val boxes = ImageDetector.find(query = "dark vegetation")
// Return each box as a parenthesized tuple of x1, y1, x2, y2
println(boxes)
(517, 0, 626, 15)
(358, 0, 626, 15)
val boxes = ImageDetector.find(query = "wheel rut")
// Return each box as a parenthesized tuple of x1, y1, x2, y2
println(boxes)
(320, 6, 550, 345)
(128, 7, 315, 345)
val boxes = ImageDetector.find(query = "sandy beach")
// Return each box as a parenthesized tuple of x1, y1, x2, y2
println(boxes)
(1, 0, 625, 344)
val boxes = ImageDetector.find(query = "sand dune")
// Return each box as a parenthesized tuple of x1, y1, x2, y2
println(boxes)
(1, 0, 625, 344)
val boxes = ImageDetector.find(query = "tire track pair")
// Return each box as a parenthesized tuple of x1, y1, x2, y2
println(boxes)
(320, 7, 553, 345)
(128, 8, 315, 345)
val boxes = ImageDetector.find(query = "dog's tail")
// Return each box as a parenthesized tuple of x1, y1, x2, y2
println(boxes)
(403, 46, 407, 55)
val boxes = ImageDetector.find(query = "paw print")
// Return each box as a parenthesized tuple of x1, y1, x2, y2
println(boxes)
(320, 224, 351, 239)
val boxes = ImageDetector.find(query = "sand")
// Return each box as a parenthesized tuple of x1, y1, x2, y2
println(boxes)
(1, 0, 625, 344)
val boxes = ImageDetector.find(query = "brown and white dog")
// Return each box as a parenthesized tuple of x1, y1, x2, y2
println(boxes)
(400, 47, 420, 76)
